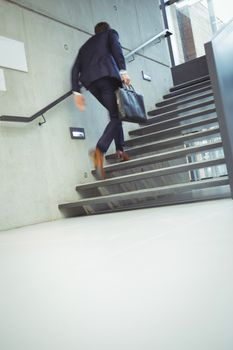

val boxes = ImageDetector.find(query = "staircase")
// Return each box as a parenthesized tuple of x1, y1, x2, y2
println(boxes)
(59, 75, 230, 217)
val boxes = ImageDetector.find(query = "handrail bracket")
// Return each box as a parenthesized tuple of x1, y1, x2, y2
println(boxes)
(38, 114, 46, 126)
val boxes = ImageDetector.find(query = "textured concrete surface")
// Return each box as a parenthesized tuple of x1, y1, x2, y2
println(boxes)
(0, 0, 173, 230)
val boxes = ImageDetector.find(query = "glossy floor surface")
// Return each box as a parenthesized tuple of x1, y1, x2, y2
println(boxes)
(1, 199, 233, 350)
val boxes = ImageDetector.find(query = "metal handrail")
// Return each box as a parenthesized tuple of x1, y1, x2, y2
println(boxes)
(124, 29, 172, 60)
(0, 90, 72, 125)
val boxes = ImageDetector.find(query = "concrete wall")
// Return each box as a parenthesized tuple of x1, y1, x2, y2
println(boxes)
(0, 0, 173, 231)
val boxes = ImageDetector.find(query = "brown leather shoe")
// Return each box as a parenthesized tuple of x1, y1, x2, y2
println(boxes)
(116, 150, 130, 162)
(91, 147, 105, 179)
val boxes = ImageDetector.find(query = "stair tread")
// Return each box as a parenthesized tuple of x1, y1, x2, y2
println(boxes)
(157, 87, 212, 107)
(78, 158, 226, 191)
(106, 127, 220, 159)
(59, 176, 229, 209)
(149, 95, 214, 116)
(99, 141, 223, 174)
(164, 80, 211, 99)
(125, 116, 218, 146)
(148, 98, 215, 117)
(155, 91, 213, 111)
(129, 108, 216, 136)
(170, 75, 210, 92)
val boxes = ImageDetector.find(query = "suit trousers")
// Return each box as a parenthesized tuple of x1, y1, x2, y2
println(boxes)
(88, 77, 124, 153)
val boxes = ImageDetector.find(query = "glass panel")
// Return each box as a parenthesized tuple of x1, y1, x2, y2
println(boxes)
(185, 134, 227, 181)
(166, 0, 233, 65)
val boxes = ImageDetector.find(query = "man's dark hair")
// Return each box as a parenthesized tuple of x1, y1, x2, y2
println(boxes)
(94, 22, 111, 34)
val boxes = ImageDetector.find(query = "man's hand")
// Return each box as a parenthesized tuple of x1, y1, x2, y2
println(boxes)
(73, 94, 85, 112)
(121, 73, 131, 86)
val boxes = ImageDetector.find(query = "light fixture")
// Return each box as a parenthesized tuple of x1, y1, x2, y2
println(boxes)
(70, 127, 85, 139)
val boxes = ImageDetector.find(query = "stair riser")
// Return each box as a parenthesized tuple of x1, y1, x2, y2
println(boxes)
(130, 109, 216, 136)
(125, 129, 220, 157)
(103, 142, 223, 175)
(78, 159, 226, 197)
(164, 80, 211, 99)
(153, 93, 213, 114)
(59, 177, 229, 211)
(148, 96, 214, 116)
(148, 99, 214, 118)
(157, 86, 212, 107)
(170, 76, 210, 92)
(82, 172, 228, 198)
(125, 118, 218, 147)
(60, 187, 230, 217)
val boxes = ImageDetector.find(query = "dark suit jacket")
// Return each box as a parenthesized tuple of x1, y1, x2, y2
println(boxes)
(71, 29, 126, 92)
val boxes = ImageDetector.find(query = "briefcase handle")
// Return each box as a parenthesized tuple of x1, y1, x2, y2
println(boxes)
(122, 83, 135, 92)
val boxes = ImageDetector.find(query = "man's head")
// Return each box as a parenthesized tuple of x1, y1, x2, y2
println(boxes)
(94, 22, 111, 34)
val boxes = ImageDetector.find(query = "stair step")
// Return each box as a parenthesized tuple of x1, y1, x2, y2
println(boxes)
(154, 92, 213, 114)
(106, 127, 220, 159)
(59, 72, 230, 217)
(164, 80, 211, 99)
(147, 99, 214, 120)
(78, 158, 226, 195)
(125, 117, 218, 147)
(59, 177, 229, 215)
(170, 75, 210, 92)
(157, 86, 212, 107)
(148, 97, 214, 118)
(96, 141, 223, 175)
(129, 108, 216, 136)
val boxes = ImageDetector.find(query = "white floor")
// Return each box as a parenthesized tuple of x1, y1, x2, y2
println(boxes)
(0, 199, 233, 350)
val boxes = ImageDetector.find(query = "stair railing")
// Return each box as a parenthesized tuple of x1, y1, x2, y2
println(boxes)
(0, 29, 171, 125)
(124, 29, 172, 60)
(0, 90, 72, 125)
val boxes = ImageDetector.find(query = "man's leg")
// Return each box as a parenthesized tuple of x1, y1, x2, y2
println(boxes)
(89, 78, 124, 153)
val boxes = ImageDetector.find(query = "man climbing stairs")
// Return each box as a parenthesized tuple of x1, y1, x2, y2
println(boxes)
(59, 75, 230, 216)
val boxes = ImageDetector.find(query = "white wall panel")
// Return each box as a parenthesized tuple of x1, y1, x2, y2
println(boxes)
(0, 36, 28, 72)
(0, 68, 6, 91)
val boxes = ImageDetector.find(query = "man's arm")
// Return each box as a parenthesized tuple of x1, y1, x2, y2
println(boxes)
(109, 30, 126, 70)
(73, 92, 85, 112)
(109, 30, 131, 85)
(71, 51, 82, 93)
(71, 52, 85, 111)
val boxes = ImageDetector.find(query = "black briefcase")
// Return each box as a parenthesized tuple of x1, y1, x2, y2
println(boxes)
(115, 85, 147, 124)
